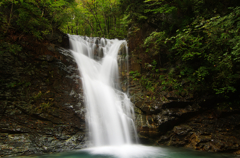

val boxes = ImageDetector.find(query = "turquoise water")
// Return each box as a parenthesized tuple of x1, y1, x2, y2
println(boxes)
(17, 145, 237, 158)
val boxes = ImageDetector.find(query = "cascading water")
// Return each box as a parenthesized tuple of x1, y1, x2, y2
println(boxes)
(68, 35, 160, 158)
(68, 35, 137, 146)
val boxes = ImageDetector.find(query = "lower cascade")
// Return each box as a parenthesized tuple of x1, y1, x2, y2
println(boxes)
(68, 35, 160, 157)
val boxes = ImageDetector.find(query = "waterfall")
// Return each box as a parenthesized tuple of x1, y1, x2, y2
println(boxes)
(68, 35, 138, 146)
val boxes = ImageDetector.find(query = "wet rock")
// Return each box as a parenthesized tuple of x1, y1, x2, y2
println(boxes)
(38, 55, 55, 62)
(47, 45, 56, 52)
(99, 48, 104, 58)
(173, 125, 192, 136)
(118, 43, 127, 55)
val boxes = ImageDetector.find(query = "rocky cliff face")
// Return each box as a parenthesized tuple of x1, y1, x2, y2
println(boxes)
(0, 33, 87, 157)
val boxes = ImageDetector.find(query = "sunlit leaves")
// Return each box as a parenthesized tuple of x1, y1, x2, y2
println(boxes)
(60, 0, 127, 38)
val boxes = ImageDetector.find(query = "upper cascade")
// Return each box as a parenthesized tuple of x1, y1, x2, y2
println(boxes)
(68, 35, 138, 146)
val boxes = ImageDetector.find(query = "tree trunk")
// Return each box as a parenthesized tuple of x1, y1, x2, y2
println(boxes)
(103, 13, 108, 36)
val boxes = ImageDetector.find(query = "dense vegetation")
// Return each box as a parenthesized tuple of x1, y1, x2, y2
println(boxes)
(0, 0, 75, 55)
(1, 0, 240, 107)
(119, 0, 240, 105)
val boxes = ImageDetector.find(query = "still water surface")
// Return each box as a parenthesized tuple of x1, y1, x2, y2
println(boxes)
(17, 145, 237, 158)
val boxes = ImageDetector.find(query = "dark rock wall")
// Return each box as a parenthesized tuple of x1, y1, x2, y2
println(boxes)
(0, 34, 86, 157)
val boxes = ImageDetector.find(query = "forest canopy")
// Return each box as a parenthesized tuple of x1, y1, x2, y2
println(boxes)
(1, 0, 240, 103)
(60, 0, 128, 38)
(120, 0, 240, 101)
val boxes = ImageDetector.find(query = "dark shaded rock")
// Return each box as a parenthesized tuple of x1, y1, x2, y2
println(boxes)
(173, 125, 192, 136)
(0, 40, 86, 157)
(118, 43, 127, 55)
(99, 48, 104, 58)
(162, 101, 193, 109)
(45, 29, 69, 49)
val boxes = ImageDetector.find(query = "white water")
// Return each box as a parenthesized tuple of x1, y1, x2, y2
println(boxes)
(68, 35, 160, 158)
(69, 35, 137, 146)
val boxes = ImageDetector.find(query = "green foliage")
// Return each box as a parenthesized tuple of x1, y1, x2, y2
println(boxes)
(144, 31, 166, 55)
(151, 60, 159, 72)
(130, 61, 160, 92)
(0, 0, 75, 63)
(40, 102, 52, 109)
(130, 70, 153, 90)
(33, 101, 53, 113)
(0, 42, 22, 55)
(144, 0, 177, 14)
(0, 0, 74, 39)
(142, 6, 240, 97)
(129, 71, 141, 80)
(140, 75, 154, 91)
(6, 81, 30, 88)
(121, 0, 240, 99)
(60, 0, 128, 38)
(6, 82, 17, 88)
(33, 91, 43, 100)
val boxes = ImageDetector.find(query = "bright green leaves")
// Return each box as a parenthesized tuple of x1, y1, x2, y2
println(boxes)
(59, 0, 128, 38)
(129, 71, 141, 80)
(144, 0, 177, 14)
(144, 31, 166, 55)
(172, 33, 203, 61)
